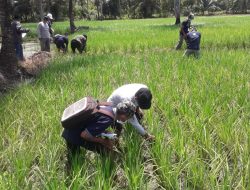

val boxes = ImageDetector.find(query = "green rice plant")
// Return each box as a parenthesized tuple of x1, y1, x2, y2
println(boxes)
(122, 126, 145, 189)
(1, 15, 250, 189)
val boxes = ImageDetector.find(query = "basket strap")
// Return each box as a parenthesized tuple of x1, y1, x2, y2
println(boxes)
(97, 100, 113, 106)
(97, 108, 115, 120)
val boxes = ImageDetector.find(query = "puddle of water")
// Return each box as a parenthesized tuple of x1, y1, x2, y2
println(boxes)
(0, 41, 41, 58)
(22, 41, 40, 57)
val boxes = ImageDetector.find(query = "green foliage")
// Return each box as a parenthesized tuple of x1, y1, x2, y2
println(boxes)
(1, 16, 250, 189)
(12, 0, 250, 22)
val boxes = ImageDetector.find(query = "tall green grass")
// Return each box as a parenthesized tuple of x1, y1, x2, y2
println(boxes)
(1, 16, 250, 189)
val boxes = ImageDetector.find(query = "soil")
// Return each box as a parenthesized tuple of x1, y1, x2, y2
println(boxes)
(19, 51, 52, 76)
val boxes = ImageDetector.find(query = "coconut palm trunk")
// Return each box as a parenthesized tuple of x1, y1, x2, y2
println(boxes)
(69, 0, 76, 33)
(0, 0, 18, 78)
(38, 0, 43, 20)
(174, 0, 180, 24)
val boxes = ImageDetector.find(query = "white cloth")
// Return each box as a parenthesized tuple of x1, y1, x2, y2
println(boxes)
(37, 21, 50, 39)
(107, 83, 148, 135)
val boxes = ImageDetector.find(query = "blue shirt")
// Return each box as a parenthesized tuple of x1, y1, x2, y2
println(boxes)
(62, 106, 114, 146)
(186, 31, 201, 50)
(54, 35, 68, 44)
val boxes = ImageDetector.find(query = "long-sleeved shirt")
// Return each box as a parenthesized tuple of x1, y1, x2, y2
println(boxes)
(11, 20, 29, 44)
(37, 21, 50, 39)
(107, 83, 148, 136)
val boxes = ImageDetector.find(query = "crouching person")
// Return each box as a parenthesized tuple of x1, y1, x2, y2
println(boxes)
(71, 34, 87, 53)
(62, 101, 135, 161)
(108, 83, 155, 141)
(183, 28, 201, 58)
(53, 34, 68, 53)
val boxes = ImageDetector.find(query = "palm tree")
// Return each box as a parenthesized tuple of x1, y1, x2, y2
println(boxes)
(69, 0, 76, 33)
(0, 0, 18, 78)
(174, 0, 180, 24)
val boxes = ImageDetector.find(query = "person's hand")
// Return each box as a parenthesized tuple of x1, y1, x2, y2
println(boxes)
(144, 133, 155, 142)
(102, 139, 115, 150)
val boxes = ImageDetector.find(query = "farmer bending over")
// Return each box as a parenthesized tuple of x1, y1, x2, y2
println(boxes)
(175, 13, 194, 50)
(71, 34, 87, 53)
(53, 34, 68, 53)
(183, 28, 201, 58)
(62, 101, 136, 159)
(107, 83, 155, 141)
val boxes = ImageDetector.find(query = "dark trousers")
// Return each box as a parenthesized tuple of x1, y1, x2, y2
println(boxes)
(65, 141, 110, 174)
(175, 34, 185, 50)
(39, 38, 50, 52)
(66, 140, 109, 159)
(15, 42, 24, 61)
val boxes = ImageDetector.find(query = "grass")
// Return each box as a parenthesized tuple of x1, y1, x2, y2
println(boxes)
(1, 15, 250, 189)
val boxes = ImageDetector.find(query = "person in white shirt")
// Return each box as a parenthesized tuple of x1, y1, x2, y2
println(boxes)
(37, 16, 50, 52)
(107, 83, 155, 141)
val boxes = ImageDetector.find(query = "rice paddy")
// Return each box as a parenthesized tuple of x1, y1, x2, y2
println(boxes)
(0, 15, 250, 189)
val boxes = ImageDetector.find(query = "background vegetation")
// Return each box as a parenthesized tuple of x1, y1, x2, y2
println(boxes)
(12, 0, 250, 22)
(0, 15, 250, 189)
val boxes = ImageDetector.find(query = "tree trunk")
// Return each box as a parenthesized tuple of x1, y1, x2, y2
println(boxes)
(174, 0, 180, 24)
(0, 0, 18, 78)
(117, 0, 121, 17)
(69, 0, 76, 33)
(37, 0, 43, 20)
(242, 0, 247, 14)
(96, 2, 100, 19)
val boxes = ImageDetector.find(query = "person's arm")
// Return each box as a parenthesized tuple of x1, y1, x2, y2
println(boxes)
(53, 37, 57, 44)
(81, 115, 115, 149)
(37, 23, 42, 39)
(80, 130, 114, 150)
(65, 37, 69, 52)
(49, 28, 54, 35)
(128, 115, 146, 135)
(17, 23, 30, 33)
(128, 115, 155, 141)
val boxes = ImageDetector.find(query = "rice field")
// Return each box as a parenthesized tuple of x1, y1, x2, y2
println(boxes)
(0, 15, 250, 189)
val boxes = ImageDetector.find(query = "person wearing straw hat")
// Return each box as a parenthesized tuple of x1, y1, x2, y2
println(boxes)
(47, 13, 54, 35)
